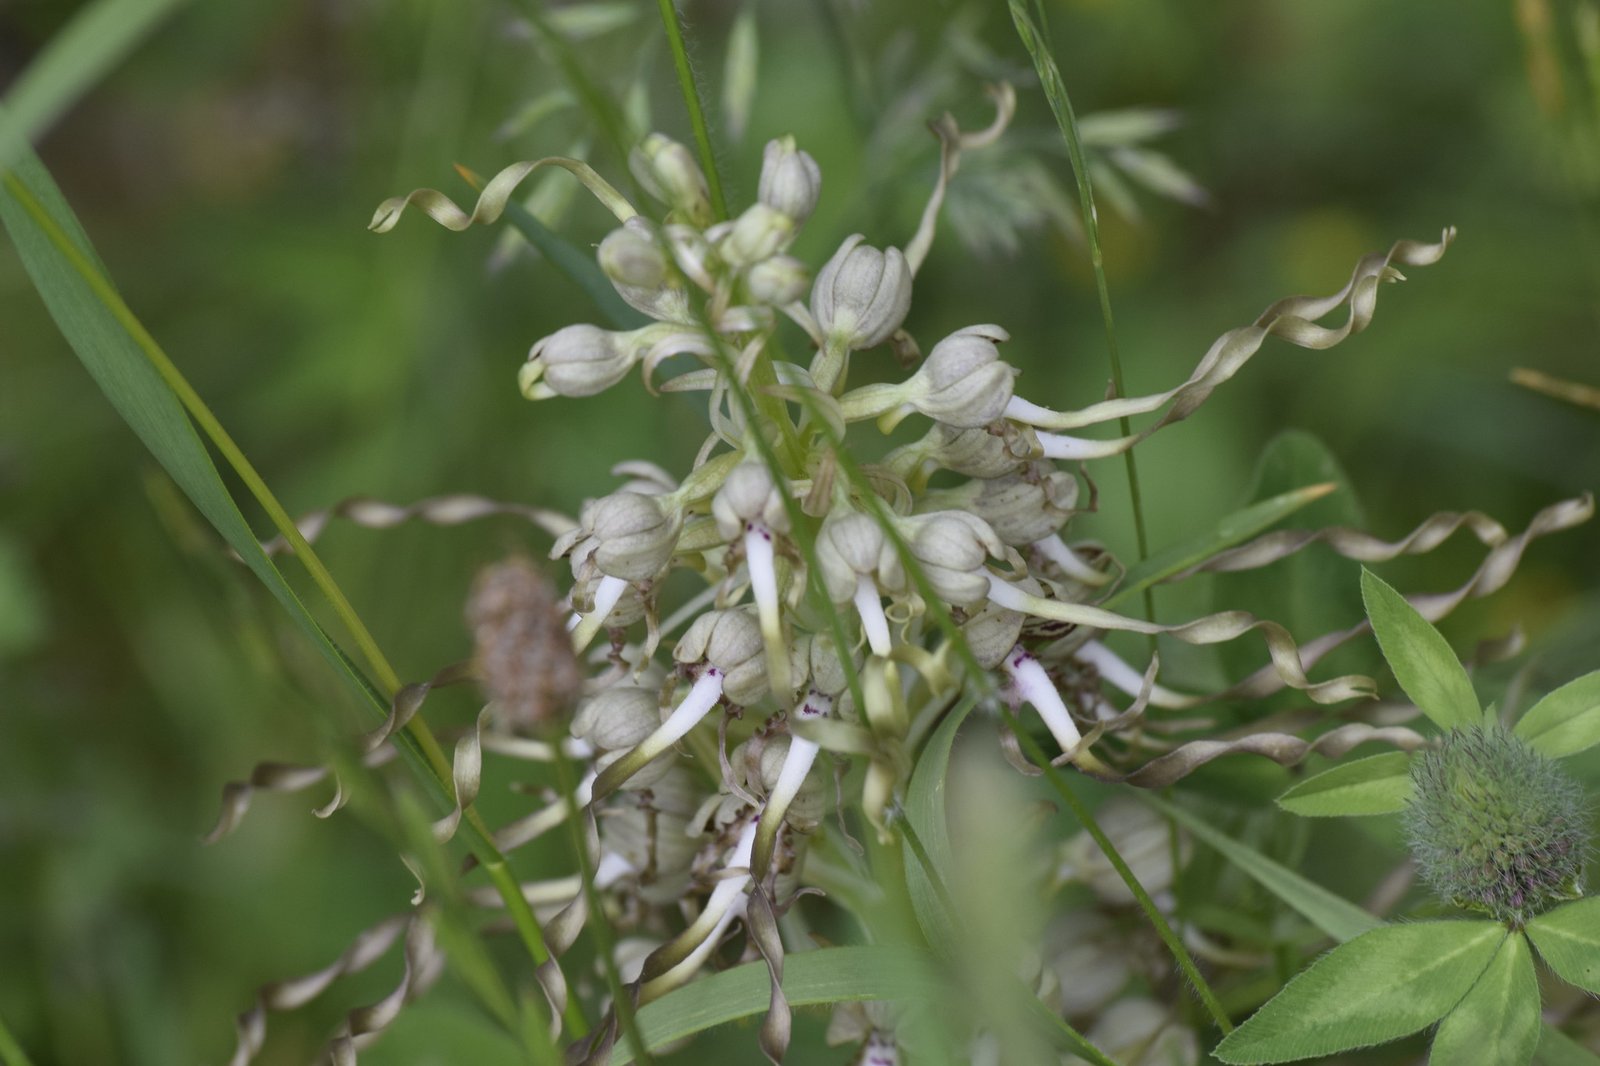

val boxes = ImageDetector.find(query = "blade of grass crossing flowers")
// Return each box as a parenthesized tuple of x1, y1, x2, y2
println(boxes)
(656, 0, 728, 220)
(999, 708, 1234, 1032)
(1008, 0, 1155, 629)
(0, 0, 192, 155)
(0, 140, 588, 1036)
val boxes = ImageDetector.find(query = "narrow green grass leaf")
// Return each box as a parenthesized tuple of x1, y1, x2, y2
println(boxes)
(902, 697, 978, 951)
(1276, 752, 1415, 818)
(1526, 897, 1600, 994)
(608, 947, 942, 1066)
(1107, 483, 1336, 609)
(1431, 932, 1541, 1066)
(1141, 793, 1381, 943)
(1213, 921, 1505, 1064)
(0, 0, 192, 152)
(1361, 568, 1480, 730)
(497, 197, 646, 329)
(0, 1008, 37, 1066)
(1514, 671, 1600, 758)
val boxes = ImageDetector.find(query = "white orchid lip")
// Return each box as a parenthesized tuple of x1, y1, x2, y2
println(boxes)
(1031, 534, 1111, 586)
(999, 644, 1084, 755)
(743, 520, 791, 696)
(1074, 639, 1189, 709)
(753, 691, 833, 877)
(589, 666, 725, 802)
(568, 572, 630, 652)
(640, 818, 758, 1002)
(853, 573, 893, 657)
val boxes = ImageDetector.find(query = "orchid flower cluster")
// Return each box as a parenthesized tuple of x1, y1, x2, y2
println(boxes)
(212, 81, 1597, 1065)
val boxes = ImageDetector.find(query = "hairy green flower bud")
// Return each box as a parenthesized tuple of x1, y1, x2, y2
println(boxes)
(812, 235, 913, 350)
(745, 254, 810, 307)
(588, 491, 681, 581)
(924, 464, 1079, 546)
(522, 324, 640, 399)
(1404, 725, 1588, 921)
(712, 461, 790, 540)
(598, 218, 690, 324)
(630, 133, 712, 225)
(805, 632, 861, 697)
(675, 608, 768, 704)
(758, 136, 822, 224)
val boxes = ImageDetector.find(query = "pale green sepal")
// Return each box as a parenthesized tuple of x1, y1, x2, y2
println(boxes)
(1214, 920, 1504, 1064)
(1430, 932, 1540, 1066)
(1526, 897, 1600, 995)
(1277, 752, 1415, 817)
(1514, 671, 1600, 758)
(1361, 568, 1480, 731)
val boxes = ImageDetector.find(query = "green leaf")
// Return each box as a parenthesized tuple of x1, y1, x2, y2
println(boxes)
(1107, 482, 1339, 609)
(498, 198, 646, 330)
(1431, 932, 1541, 1066)
(1142, 793, 1380, 943)
(0, 0, 192, 154)
(610, 947, 941, 1065)
(1526, 897, 1600, 994)
(1276, 752, 1415, 818)
(1214, 921, 1505, 1064)
(1536, 1021, 1600, 1066)
(1361, 568, 1480, 730)
(1514, 671, 1600, 758)
(902, 697, 977, 951)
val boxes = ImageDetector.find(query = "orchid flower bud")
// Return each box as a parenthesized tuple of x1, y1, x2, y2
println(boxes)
(745, 254, 810, 306)
(817, 511, 904, 656)
(918, 326, 1015, 421)
(598, 218, 691, 324)
(589, 491, 681, 581)
(712, 461, 791, 540)
(755, 732, 826, 832)
(719, 203, 795, 266)
(898, 510, 1006, 609)
(630, 133, 713, 225)
(758, 136, 822, 224)
(933, 423, 1037, 478)
(675, 608, 768, 705)
(714, 462, 794, 696)
(923, 464, 1079, 546)
(960, 602, 1026, 670)
(521, 324, 643, 399)
(811, 235, 913, 350)
(806, 631, 861, 697)
(571, 685, 662, 753)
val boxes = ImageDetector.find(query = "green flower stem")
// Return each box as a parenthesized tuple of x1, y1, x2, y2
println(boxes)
(1007, 1, 1156, 635)
(656, 0, 728, 221)
(0, 1011, 35, 1066)
(999, 705, 1234, 1034)
(0, 171, 588, 1037)
(552, 744, 653, 1066)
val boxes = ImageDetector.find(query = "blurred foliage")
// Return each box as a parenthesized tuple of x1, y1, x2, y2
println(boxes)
(2, 0, 1599, 1062)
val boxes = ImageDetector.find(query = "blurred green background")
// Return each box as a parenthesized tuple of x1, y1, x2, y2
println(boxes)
(2, 0, 1598, 1062)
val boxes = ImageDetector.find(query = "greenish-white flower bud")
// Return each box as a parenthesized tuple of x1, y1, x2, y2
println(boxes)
(806, 632, 861, 697)
(599, 219, 669, 290)
(931, 423, 1035, 479)
(900, 511, 1004, 609)
(756, 735, 825, 832)
(720, 203, 795, 267)
(589, 492, 681, 581)
(675, 608, 768, 704)
(1075, 1000, 1197, 1066)
(1060, 798, 1189, 906)
(522, 324, 640, 399)
(567, 557, 647, 627)
(812, 235, 913, 350)
(601, 766, 700, 904)
(572, 685, 661, 752)
(940, 465, 1079, 546)
(960, 602, 1026, 670)
(745, 254, 810, 306)
(712, 461, 790, 540)
(911, 325, 1016, 427)
(630, 133, 712, 225)
(816, 512, 902, 603)
(758, 136, 822, 224)
(1405, 725, 1587, 920)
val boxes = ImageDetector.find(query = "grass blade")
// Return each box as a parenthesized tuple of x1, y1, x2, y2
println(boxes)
(1007, 0, 1155, 625)
(655, 0, 728, 220)
(0, 0, 192, 150)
